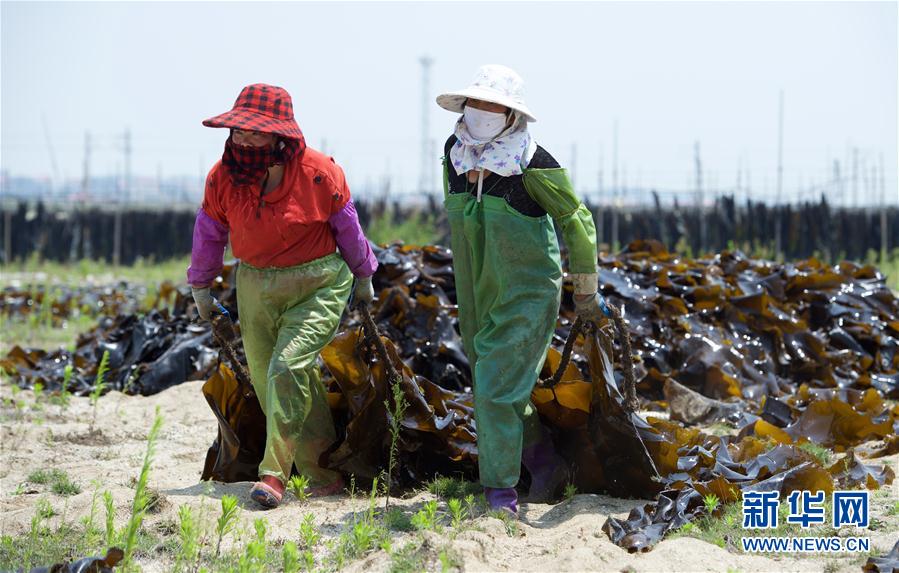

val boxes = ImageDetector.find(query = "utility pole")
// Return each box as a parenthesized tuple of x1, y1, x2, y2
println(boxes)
(695, 141, 705, 254)
(880, 153, 888, 261)
(124, 128, 132, 204)
(596, 145, 604, 249)
(611, 120, 619, 251)
(113, 128, 131, 266)
(157, 162, 164, 204)
(41, 113, 61, 197)
(852, 147, 859, 209)
(418, 56, 434, 195)
(81, 131, 92, 200)
(833, 160, 842, 207)
(774, 90, 784, 260)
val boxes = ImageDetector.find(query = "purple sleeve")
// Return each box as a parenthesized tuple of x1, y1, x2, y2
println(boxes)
(329, 199, 378, 278)
(187, 208, 229, 287)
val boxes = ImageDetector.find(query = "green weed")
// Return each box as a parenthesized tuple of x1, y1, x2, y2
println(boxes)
(89, 350, 110, 431)
(215, 494, 241, 558)
(298, 512, 320, 549)
(120, 408, 163, 569)
(384, 380, 408, 509)
(287, 475, 311, 502)
(411, 500, 440, 532)
(797, 441, 834, 466)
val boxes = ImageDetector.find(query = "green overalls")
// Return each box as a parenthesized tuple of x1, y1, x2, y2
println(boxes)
(443, 160, 598, 488)
(236, 253, 352, 486)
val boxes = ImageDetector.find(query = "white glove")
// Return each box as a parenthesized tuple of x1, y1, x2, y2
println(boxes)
(352, 276, 375, 306)
(191, 286, 216, 321)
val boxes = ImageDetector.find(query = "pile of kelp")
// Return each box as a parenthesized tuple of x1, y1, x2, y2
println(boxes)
(3, 241, 898, 565)
(1, 279, 217, 396)
(0, 281, 159, 326)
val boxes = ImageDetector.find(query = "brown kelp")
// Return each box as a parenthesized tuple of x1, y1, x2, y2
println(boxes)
(4, 241, 897, 554)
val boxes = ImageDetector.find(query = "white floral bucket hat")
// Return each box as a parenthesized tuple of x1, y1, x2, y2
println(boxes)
(436, 64, 537, 122)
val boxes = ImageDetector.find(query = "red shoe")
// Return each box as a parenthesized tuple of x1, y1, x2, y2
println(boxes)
(307, 476, 345, 497)
(250, 475, 285, 509)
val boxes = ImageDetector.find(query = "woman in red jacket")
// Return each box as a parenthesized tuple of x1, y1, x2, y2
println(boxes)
(189, 84, 377, 508)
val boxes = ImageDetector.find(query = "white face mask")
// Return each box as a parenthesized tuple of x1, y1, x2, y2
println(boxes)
(463, 106, 508, 141)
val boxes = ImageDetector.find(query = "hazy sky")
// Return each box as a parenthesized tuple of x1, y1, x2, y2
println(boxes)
(2, 1, 897, 204)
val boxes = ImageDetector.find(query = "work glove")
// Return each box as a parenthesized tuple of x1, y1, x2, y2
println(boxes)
(574, 291, 613, 323)
(352, 276, 375, 307)
(191, 286, 216, 321)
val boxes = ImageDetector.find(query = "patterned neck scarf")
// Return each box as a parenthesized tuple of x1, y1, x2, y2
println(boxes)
(221, 135, 303, 186)
(449, 113, 537, 178)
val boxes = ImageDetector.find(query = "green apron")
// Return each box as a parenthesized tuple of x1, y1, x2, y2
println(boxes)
(236, 252, 352, 486)
(443, 175, 566, 489)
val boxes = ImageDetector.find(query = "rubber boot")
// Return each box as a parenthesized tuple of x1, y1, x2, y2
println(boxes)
(485, 487, 518, 517)
(521, 433, 569, 503)
(250, 475, 285, 509)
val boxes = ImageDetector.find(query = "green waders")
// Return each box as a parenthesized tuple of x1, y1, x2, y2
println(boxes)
(443, 188, 563, 489)
(236, 252, 352, 486)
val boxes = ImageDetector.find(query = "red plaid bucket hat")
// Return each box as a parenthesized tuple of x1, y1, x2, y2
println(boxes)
(203, 83, 304, 140)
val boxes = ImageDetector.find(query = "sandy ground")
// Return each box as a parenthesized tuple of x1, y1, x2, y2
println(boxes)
(1, 381, 896, 573)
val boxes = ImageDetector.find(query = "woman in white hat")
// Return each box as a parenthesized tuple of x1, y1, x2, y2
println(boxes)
(436, 64, 610, 516)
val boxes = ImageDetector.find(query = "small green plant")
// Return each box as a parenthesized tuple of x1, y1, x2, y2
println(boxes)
(298, 512, 320, 549)
(797, 441, 833, 466)
(388, 542, 427, 573)
(49, 364, 73, 410)
(120, 409, 163, 569)
(282, 540, 301, 573)
(302, 549, 315, 571)
(448, 498, 464, 528)
(28, 469, 52, 484)
(27, 468, 81, 496)
(351, 520, 378, 555)
(23, 498, 53, 569)
(563, 483, 578, 501)
(384, 380, 408, 509)
(287, 474, 311, 502)
(89, 350, 110, 430)
(103, 490, 116, 546)
(32, 382, 44, 411)
(438, 547, 461, 572)
(326, 479, 389, 569)
(175, 504, 200, 572)
(236, 518, 268, 572)
(486, 509, 519, 536)
(383, 507, 413, 532)
(79, 485, 102, 542)
(703, 493, 720, 514)
(411, 500, 440, 532)
(427, 476, 481, 500)
(464, 494, 478, 520)
(215, 494, 241, 558)
(50, 471, 81, 496)
(677, 521, 698, 535)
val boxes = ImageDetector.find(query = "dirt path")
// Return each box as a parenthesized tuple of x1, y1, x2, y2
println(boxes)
(1, 381, 895, 572)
